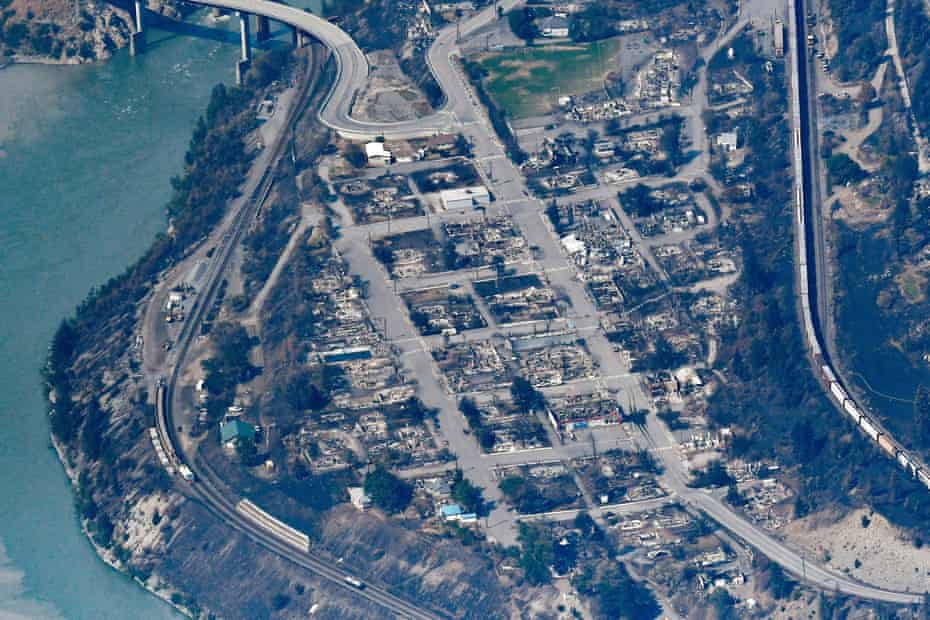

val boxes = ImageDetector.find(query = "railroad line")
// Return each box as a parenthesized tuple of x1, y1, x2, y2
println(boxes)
(149, 51, 444, 619)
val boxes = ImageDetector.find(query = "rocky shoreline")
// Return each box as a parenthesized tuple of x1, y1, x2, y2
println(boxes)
(48, 432, 195, 618)
(0, 0, 190, 65)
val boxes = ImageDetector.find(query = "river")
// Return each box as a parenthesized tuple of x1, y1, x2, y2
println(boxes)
(0, 13, 258, 620)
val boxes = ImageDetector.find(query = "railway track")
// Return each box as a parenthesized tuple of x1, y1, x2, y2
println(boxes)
(149, 50, 444, 619)
(790, 0, 930, 495)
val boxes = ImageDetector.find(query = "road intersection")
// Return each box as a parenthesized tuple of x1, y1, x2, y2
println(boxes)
(143, 0, 928, 608)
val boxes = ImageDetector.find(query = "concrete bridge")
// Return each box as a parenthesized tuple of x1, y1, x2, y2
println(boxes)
(129, 0, 470, 139)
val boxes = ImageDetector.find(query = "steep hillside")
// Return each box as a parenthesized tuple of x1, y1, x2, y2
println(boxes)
(0, 0, 181, 63)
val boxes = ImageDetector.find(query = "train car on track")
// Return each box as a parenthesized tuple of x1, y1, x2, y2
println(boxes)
(917, 468, 930, 491)
(859, 416, 880, 441)
(237, 499, 310, 552)
(877, 433, 897, 459)
(843, 400, 861, 423)
(829, 382, 848, 405)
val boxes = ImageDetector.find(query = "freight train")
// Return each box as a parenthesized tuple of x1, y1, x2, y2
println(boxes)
(795, 143, 930, 491)
(816, 360, 930, 489)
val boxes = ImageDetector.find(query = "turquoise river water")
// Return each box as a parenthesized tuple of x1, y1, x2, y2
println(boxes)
(0, 14, 248, 620)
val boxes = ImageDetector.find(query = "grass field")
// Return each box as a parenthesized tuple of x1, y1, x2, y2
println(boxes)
(477, 39, 622, 118)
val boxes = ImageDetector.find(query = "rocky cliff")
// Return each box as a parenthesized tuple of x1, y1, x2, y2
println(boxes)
(0, 0, 183, 63)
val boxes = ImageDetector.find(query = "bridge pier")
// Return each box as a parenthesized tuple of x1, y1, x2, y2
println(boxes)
(129, 0, 145, 56)
(236, 11, 252, 85)
(291, 26, 310, 48)
(256, 15, 271, 42)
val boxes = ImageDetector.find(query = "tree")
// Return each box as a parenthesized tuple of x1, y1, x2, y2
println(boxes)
(511, 377, 545, 413)
(284, 370, 328, 412)
(725, 483, 745, 506)
(202, 322, 258, 397)
(708, 588, 738, 620)
(593, 564, 660, 620)
(344, 143, 367, 168)
(689, 461, 735, 488)
(507, 7, 539, 42)
(478, 427, 496, 452)
(410, 310, 432, 333)
(80, 402, 107, 462)
(915, 385, 930, 447)
(451, 469, 485, 514)
(236, 436, 258, 465)
(492, 254, 506, 283)
(761, 560, 795, 599)
(364, 465, 413, 513)
(459, 397, 483, 430)
(826, 153, 866, 186)
(518, 523, 554, 585)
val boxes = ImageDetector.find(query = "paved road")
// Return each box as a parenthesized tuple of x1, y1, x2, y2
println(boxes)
(642, 408, 923, 605)
(148, 0, 930, 605)
(146, 54, 446, 619)
(187, 0, 522, 139)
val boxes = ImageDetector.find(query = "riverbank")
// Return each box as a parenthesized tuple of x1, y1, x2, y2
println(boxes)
(49, 435, 196, 619)
(34, 45, 371, 619)
(0, 19, 249, 619)
(5, 55, 85, 67)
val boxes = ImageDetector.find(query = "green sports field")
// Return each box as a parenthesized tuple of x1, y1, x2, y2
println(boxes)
(477, 39, 622, 118)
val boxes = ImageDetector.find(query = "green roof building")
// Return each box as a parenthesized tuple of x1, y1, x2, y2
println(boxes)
(220, 418, 256, 448)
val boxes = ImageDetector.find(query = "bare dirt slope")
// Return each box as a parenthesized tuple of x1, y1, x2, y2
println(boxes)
(785, 507, 930, 593)
(354, 49, 432, 122)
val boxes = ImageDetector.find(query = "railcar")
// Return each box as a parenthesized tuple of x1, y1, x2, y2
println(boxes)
(859, 416, 880, 441)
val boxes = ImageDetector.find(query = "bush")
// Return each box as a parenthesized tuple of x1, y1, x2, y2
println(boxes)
(826, 153, 866, 186)
(511, 377, 545, 413)
(364, 465, 413, 513)
(689, 461, 735, 488)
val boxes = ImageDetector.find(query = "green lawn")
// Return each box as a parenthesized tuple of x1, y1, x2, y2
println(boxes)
(477, 39, 622, 118)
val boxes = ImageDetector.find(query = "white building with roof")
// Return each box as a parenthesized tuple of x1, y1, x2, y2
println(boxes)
(365, 141, 392, 166)
(538, 15, 569, 37)
(715, 131, 738, 152)
(440, 186, 490, 210)
(349, 487, 372, 511)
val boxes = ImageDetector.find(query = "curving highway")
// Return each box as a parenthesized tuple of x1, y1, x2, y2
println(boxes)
(187, 0, 470, 139)
(151, 49, 444, 619)
(143, 0, 930, 608)
(185, 0, 529, 139)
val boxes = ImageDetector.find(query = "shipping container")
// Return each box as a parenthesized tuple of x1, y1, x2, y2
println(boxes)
(918, 468, 930, 490)
(877, 434, 896, 458)
(897, 451, 911, 471)
(843, 400, 860, 422)
(830, 382, 847, 404)
(860, 417, 880, 440)
(822, 365, 837, 384)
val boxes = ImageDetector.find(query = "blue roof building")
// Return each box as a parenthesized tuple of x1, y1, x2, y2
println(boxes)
(439, 503, 463, 521)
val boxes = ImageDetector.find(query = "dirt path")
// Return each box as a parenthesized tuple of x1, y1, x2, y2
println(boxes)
(885, 0, 930, 172)
(832, 63, 887, 172)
